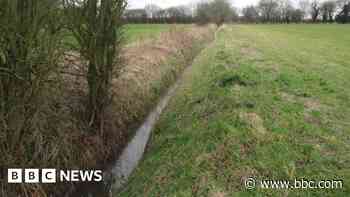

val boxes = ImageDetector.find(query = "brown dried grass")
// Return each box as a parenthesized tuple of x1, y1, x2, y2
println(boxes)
(111, 24, 216, 132)
(239, 112, 267, 136)
(3, 25, 216, 197)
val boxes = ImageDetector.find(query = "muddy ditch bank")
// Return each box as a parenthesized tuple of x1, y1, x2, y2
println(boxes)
(64, 25, 216, 197)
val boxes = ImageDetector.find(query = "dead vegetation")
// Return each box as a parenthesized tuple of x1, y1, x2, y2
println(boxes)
(210, 191, 227, 197)
(239, 112, 267, 136)
(111, 25, 216, 135)
(0, 11, 215, 194)
(62, 25, 216, 196)
(280, 92, 328, 126)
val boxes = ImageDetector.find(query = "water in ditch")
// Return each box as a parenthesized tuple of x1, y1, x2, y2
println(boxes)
(67, 75, 182, 197)
(109, 78, 181, 193)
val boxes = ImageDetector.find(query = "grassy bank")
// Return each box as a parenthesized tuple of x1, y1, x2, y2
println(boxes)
(119, 25, 350, 196)
(109, 24, 216, 159)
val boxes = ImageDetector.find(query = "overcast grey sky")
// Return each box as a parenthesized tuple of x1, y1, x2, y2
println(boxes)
(128, 0, 259, 9)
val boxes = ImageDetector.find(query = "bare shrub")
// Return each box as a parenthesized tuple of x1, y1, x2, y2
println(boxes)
(63, 0, 127, 134)
(0, 0, 70, 195)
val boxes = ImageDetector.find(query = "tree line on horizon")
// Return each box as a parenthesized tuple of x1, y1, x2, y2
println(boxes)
(242, 0, 350, 23)
(123, 0, 350, 24)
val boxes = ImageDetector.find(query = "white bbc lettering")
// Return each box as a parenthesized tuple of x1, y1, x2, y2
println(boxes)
(80, 171, 94, 182)
(8, 169, 22, 183)
(70, 170, 80, 182)
(94, 170, 103, 182)
(24, 169, 39, 183)
(42, 169, 56, 183)
(7, 169, 104, 183)
(60, 170, 70, 182)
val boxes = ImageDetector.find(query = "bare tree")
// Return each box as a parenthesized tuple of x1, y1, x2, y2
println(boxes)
(321, 0, 337, 22)
(258, 0, 279, 23)
(145, 4, 161, 18)
(0, 0, 64, 195)
(196, 2, 212, 24)
(280, 0, 295, 23)
(166, 7, 186, 23)
(196, 0, 237, 25)
(0, 0, 62, 145)
(336, 0, 350, 23)
(321, 2, 329, 22)
(242, 6, 260, 23)
(291, 9, 304, 22)
(298, 0, 311, 20)
(311, 0, 321, 22)
(64, 0, 127, 133)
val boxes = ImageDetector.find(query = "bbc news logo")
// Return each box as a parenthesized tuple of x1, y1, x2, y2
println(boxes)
(7, 169, 103, 183)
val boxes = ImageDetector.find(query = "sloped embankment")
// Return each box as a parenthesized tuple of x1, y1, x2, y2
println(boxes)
(62, 25, 216, 196)
(1, 25, 215, 197)
(113, 25, 216, 148)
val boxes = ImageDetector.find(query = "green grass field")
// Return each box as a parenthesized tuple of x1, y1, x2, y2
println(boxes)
(124, 24, 172, 43)
(119, 25, 350, 196)
(63, 24, 172, 47)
